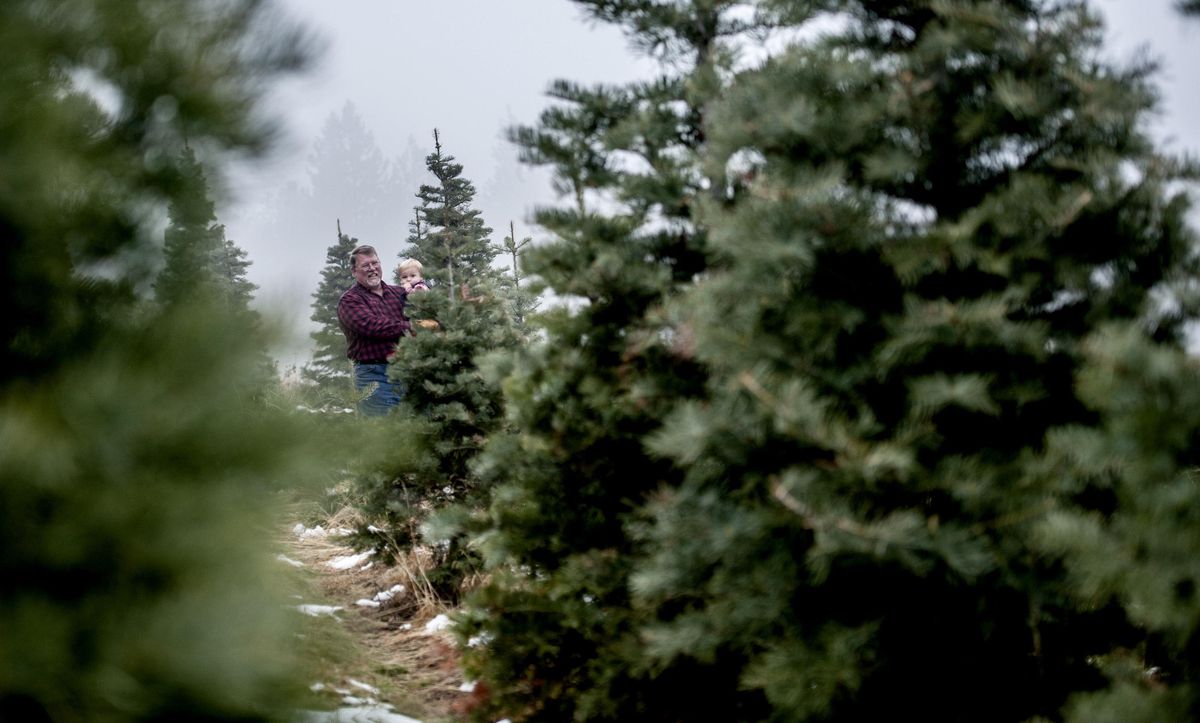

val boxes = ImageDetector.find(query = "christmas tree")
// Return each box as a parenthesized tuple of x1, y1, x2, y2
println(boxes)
(351, 132, 521, 600)
(0, 1, 320, 719)
(498, 221, 540, 334)
(640, 0, 1200, 720)
(406, 129, 500, 295)
(459, 1, 1200, 721)
(455, 2, 746, 719)
(304, 220, 360, 396)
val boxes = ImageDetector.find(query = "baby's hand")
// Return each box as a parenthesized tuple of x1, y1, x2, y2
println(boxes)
(402, 281, 413, 292)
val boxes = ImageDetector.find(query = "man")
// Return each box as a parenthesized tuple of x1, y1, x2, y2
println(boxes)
(337, 244, 409, 416)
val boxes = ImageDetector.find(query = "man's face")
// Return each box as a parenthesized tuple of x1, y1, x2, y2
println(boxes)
(399, 268, 423, 288)
(353, 254, 383, 290)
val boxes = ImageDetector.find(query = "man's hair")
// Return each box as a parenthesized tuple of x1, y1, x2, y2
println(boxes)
(397, 258, 423, 273)
(349, 244, 378, 269)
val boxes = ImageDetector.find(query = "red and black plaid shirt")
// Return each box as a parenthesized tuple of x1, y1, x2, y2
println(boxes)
(337, 281, 410, 363)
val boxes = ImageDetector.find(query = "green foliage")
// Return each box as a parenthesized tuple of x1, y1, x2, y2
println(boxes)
(456, 2, 741, 720)
(304, 221, 359, 397)
(0, 0, 320, 719)
(406, 129, 500, 293)
(460, 1, 1200, 721)
(351, 133, 522, 602)
(1, 307, 321, 721)
(157, 147, 258, 315)
(497, 221, 541, 334)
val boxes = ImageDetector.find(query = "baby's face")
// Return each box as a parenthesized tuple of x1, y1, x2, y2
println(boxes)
(399, 268, 423, 287)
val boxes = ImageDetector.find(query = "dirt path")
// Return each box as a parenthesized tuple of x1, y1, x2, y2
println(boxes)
(284, 515, 469, 722)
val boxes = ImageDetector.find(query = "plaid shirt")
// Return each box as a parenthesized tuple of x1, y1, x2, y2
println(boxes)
(337, 281, 410, 363)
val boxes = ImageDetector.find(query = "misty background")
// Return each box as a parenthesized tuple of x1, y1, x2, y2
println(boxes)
(217, 0, 1200, 369)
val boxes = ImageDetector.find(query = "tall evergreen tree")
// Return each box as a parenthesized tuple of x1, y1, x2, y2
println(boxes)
(158, 147, 260, 314)
(407, 129, 500, 297)
(460, 1, 1200, 722)
(304, 101, 397, 240)
(0, 1, 320, 719)
(636, 1, 1200, 721)
(455, 2, 757, 720)
(304, 219, 359, 394)
(157, 146, 271, 378)
(353, 133, 519, 600)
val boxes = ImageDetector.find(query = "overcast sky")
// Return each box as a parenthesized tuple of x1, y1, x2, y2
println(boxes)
(224, 1, 1200, 366)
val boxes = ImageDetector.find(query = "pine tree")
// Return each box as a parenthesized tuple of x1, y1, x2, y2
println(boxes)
(0, 1, 320, 719)
(303, 219, 359, 395)
(351, 133, 521, 601)
(632, 1, 1200, 721)
(157, 147, 261, 314)
(157, 146, 272, 380)
(407, 129, 500, 297)
(455, 2, 754, 720)
(458, 1, 1200, 721)
(497, 221, 540, 333)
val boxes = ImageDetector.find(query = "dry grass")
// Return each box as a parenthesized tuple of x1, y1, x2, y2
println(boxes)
(283, 503, 470, 722)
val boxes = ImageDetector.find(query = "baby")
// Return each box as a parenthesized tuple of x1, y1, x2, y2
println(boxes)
(397, 258, 439, 331)
(396, 258, 430, 293)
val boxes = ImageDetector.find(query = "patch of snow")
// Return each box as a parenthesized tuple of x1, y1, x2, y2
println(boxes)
(424, 614, 453, 632)
(400, 623, 412, 631)
(375, 584, 405, 602)
(310, 682, 326, 692)
(355, 599, 381, 608)
(328, 552, 373, 570)
(348, 679, 380, 695)
(359, 561, 374, 571)
(368, 525, 385, 534)
(298, 706, 422, 723)
(295, 604, 343, 618)
(467, 633, 491, 648)
(277, 554, 305, 568)
(458, 681, 476, 693)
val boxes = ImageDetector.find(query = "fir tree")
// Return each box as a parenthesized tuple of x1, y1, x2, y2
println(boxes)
(498, 220, 540, 332)
(0, 1, 320, 719)
(455, 2, 755, 720)
(157, 146, 271, 379)
(635, 1, 1200, 721)
(460, 1, 1200, 722)
(304, 219, 359, 395)
(407, 129, 500, 297)
(352, 133, 521, 601)
(157, 147, 261, 316)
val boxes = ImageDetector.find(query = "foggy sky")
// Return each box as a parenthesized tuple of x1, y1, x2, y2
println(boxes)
(222, 0, 1200, 368)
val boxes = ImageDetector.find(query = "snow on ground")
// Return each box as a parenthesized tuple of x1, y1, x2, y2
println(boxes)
(356, 584, 406, 608)
(423, 614, 453, 632)
(295, 604, 344, 617)
(287, 517, 466, 721)
(328, 551, 374, 570)
(296, 704, 423, 723)
(293, 523, 356, 539)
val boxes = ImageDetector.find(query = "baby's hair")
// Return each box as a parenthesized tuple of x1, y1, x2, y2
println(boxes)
(397, 258, 423, 272)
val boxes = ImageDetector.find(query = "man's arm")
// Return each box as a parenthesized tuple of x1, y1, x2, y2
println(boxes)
(337, 291, 408, 338)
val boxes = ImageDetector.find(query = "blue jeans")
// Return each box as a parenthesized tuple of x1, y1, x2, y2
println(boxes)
(353, 362, 404, 416)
